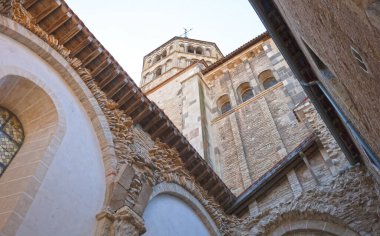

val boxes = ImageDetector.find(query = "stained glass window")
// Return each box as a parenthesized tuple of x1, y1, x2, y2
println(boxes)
(0, 107, 24, 176)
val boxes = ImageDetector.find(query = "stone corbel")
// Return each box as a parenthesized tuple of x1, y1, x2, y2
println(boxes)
(95, 206, 146, 236)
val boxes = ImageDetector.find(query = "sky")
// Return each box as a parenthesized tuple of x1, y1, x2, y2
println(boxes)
(65, 0, 266, 84)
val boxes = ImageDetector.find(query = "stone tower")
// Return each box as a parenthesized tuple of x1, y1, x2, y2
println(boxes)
(140, 37, 223, 159)
(140, 37, 223, 88)
(140, 34, 332, 195)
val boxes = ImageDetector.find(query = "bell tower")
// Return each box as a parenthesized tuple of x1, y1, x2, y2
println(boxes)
(140, 37, 223, 91)
(140, 37, 223, 159)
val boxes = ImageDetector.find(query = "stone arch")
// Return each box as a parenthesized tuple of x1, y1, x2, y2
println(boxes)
(161, 50, 167, 59)
(195, 46, 203, 55)
(268, 212, 359, 236)
(143, 182, 220, 236)
(0, 15, 117, 235)
(187, 45, 195, 54)
(258, 69, 278, 90)
(0, 72, 64, 236)
(155, 66, 163, 77)
(154, 54, 161, 64)
(216, 94, 231, 114)
(237, 82, 254, 102)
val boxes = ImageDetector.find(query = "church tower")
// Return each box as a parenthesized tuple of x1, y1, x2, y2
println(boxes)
(140, 37, 224, 161)
(139, 34, 337, 195)
(140, 37, 223, 89)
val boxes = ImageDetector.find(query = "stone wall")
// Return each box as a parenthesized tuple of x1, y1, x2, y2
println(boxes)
(228, 100, 380, 235)
(232, 165, 380, 236)
(143, 37, 312, 195)
(205, 38, 310, 195)
(0, 24, 107, 236)
(272, 0, 380, 181)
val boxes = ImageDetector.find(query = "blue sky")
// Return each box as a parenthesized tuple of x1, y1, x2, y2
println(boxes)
(65, 0, 265, 83)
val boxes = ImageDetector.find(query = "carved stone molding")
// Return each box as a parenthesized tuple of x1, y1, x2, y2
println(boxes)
(230, 166, 380, 235)
(96, 206, 146, 236)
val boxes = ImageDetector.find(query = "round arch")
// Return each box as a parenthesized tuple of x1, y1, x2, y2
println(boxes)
(0, 15, 117, 235)
(258, 69, 278, 90)
(271, 219, 359, 236)
(143, 182, 220, 236)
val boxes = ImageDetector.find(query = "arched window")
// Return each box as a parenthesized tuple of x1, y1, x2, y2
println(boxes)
(263, 77, 277, 89)
(217, 95, 231, 115)
(237, 82, 254, 102)
(205, 48, 211, 57)
(258, 70, 278, 90)
(155, 66, 162, 77)
(187, 45, 195, 54)
(0, 107, 24, 176)
(154, 54, 161, 64)
(195, 47, 203, 55)
(161, 50, 167, 59)
(220, 102, 231, 114)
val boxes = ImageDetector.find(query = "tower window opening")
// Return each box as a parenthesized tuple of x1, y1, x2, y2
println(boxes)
(237, 82, 254, 102)
(187, 45, 195, 54)
(217, 95, 232, 115)
(196, 47, 203, 55)
(220, 102, 231, 114)
(258, 70, 278, 90)
(155, 66, 162, 77)
(262, 77, 277, 90)
(161, 50, 167, 59)
(154, 54, 161, 63)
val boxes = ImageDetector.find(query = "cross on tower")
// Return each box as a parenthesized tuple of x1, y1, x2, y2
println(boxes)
(181, 28, 192, 38)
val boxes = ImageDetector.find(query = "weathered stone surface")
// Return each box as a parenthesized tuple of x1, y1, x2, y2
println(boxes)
(231, 167, 380, 236)
(272, 0, 380, 182)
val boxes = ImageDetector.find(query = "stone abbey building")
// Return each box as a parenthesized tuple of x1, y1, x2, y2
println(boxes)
(0, 0, 379, 236)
